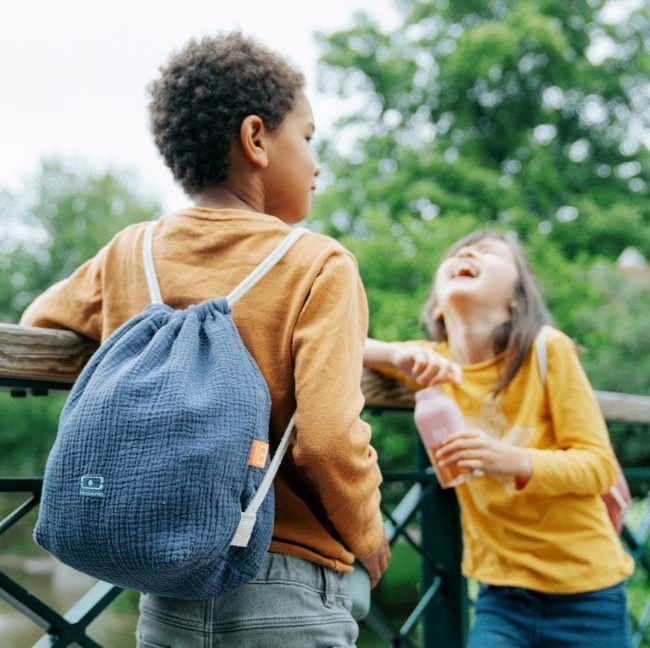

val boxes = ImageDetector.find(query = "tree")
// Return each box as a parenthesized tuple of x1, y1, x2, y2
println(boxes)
(575, 261, 650, 395)
(311, 0, 649, 385)
(0, 159, 161, 323)
(315, 0, 648, 251)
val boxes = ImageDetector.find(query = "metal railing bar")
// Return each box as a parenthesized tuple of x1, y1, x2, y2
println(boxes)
(622, 504, 650, 575)
(32, 631, 103, 648)
(632, 603, 650, 648)
(384, 474, 440, 540)
(633, 500, 650, 543)
(399, 576, 442, 637)
(0, 377, 72, 396)
(61, 581, 123, 625)
(0, 571, 122, 648)
(382, 470, 438, 484)
(364, 603, 416, 648)
(0, 570, 69, 631)
(0, 494, 40, 535)
(624, 468, 650, 484)
(391, 525, 428, 561)
(384, 483, 422, 543)
(0, 477, 43, 492)
(384, 509, 442, 578)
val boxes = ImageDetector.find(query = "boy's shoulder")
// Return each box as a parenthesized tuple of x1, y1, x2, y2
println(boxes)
(297, 229, 358, 265)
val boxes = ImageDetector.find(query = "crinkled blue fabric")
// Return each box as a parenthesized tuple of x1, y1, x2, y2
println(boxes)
(34, 298, 274, 599)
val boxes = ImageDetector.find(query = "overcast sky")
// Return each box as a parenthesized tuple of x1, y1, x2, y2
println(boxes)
(0, 0, 397, 212)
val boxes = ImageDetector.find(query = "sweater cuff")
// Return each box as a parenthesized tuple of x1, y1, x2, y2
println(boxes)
(354, 509, 386, 559)
(513, 449, 551, 494)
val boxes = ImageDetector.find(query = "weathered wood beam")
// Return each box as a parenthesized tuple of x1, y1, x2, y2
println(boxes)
(361, 367, 650, 424)
(0, 324, 97, 384)
(361, 369, 415, 410)
(1, 323, 649, 424)
(591, 391, 650, 425)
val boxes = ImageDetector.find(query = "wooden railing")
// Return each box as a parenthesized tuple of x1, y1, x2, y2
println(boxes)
(1, 323, 649, 647)
(2, 322, 650, 421)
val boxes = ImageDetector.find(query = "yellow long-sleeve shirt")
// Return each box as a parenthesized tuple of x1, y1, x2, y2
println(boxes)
(20, 207, 384, 572)
(375, 329, 634, 593)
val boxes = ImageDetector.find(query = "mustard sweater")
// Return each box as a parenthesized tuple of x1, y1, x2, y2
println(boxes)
(20, 208, 384, 572)
(378, 329, 634, 593)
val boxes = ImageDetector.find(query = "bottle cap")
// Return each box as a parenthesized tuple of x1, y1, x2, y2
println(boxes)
(415, 386, 442, 401)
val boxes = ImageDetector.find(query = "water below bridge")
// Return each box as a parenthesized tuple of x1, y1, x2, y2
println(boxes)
(0, 555, 138, 647)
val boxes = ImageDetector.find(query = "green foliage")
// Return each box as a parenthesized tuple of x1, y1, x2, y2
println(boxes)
(0, 159, 161, 323)
(0, 394, 63, 476)
(575, 262, 650, 396)
(313, 0, 649, 362)
(314, 0, 649, 250)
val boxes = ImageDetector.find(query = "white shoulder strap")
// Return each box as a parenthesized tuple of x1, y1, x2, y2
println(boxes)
(230, 413, 296, 547)
(142, 220, 307, 307)
(536, 325, 561, 388)
(226, 230, 305, 544)
(535, 326, 549, 387)
(226, 227, 306, 307)
(143, 220, 163, 305)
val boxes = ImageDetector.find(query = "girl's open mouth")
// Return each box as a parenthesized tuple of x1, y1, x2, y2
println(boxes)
(450, 261, 479, 279)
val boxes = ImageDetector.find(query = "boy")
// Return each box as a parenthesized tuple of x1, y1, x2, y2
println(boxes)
(21, 32, 389, 647)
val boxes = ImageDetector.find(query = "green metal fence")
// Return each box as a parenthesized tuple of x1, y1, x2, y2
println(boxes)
(0, 376, 648, 647)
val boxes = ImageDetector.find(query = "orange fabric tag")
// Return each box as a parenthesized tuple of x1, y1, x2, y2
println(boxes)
(248, 440, 269, 468)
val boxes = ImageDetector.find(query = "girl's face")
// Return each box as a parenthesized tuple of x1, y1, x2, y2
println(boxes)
(433, 236, 520, 319)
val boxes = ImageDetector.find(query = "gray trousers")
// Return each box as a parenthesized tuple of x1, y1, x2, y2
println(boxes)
(136, 552, 358, 647)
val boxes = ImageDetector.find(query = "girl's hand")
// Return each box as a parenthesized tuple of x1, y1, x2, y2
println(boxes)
(435, 428, 532, 479)
(392, 346, 462, 386)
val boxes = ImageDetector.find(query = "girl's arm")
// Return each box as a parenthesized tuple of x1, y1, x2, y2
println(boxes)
(366, 339, 526, 477)
(364, 338, 462, 386)
(522, 331, 618, 495)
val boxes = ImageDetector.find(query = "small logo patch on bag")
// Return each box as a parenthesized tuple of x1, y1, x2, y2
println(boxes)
(248, 441, 269, 468)
(80, 475, 104, 497)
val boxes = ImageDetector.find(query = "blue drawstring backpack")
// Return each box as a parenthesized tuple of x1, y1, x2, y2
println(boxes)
(34, 220, 306, 599)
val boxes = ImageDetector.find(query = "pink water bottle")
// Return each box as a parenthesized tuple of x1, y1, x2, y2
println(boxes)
(414, 386, 475, 489)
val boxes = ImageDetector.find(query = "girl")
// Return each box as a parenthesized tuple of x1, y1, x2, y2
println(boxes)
(364, 230, 634, 648)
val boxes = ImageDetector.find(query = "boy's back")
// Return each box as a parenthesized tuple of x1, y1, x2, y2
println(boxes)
(21, 206, 383, 570)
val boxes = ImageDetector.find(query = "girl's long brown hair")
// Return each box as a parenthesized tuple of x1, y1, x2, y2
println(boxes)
(421, 231, 552, 396)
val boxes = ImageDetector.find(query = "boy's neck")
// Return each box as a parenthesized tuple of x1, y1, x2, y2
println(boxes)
(193, 186, 261, 213)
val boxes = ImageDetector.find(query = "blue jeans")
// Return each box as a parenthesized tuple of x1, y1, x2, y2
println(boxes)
(136, 552, 358, 647)
(468, 582, 632, 648)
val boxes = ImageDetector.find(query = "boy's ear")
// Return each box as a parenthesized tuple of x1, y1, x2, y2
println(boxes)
(432, 305, 443, 321)
(239, 115, 269, 169)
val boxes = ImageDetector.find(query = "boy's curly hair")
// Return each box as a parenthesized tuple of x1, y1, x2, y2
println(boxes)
(148, 32, 305, 196)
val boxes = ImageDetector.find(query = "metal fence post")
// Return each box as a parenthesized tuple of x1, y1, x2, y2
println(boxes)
(418, 443, 469, 648)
